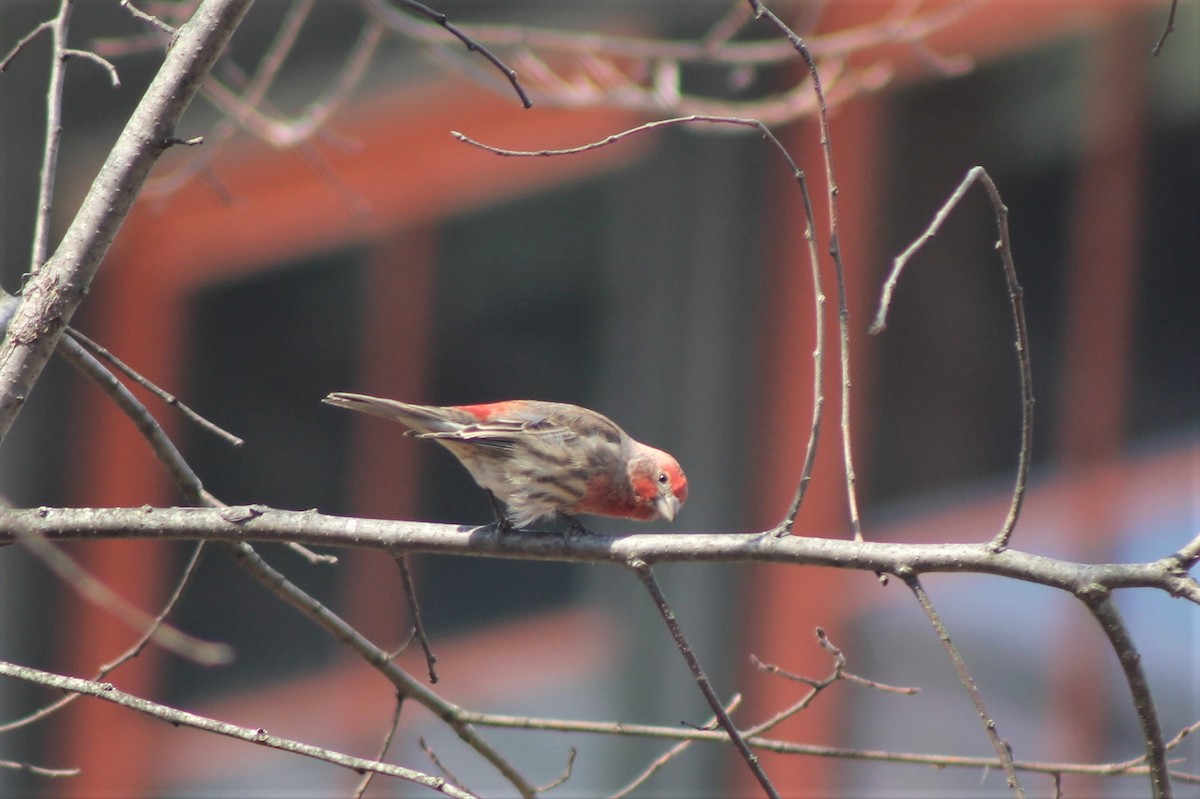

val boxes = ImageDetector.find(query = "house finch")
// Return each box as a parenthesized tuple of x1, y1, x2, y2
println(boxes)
(323, 393, 688, 528)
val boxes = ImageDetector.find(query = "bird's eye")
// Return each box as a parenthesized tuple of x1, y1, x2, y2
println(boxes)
(657, 472, 669, 485)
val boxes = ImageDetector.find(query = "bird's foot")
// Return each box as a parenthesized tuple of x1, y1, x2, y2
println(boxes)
(487, 491, 516, 534)
(557, 512, 593, 537)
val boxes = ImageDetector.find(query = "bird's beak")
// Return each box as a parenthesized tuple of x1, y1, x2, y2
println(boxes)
(656, 494, 681, 522)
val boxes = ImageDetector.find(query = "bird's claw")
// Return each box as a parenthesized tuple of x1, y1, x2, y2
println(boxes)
(487, 491, 515, 534)
(557, 512, 593, 537)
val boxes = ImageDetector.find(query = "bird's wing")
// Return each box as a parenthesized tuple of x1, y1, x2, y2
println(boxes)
(416, 417, 578, 451)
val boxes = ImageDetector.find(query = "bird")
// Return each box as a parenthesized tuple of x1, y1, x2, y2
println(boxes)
(323, 393, 688, 529)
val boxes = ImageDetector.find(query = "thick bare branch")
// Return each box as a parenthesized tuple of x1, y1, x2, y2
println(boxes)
(0, 0, 255, 444)
(1, 506, 1194, 602)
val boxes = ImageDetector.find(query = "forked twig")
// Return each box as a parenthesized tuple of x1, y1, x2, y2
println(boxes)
(222, 540, 538, 798)
(65, 327, 243, 447)
(6, 1, 120, 278)
(627, 558, 781, 799)
(901, 573, 1026, 797)
(418, 737, 473, 795)
(55, 335, 209, 504)
(869, 166, 1034, 552)
(746, 628, 918, 736)
(61, 331, 328, 564)
(394, 553, 439, 682)
(611, 695, 742, 799)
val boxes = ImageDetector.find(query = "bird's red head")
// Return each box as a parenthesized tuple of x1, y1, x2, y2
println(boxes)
(627, 445, 688, 522)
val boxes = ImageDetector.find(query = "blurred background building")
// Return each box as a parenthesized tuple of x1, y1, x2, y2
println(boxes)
(0, 1, 1196, 796)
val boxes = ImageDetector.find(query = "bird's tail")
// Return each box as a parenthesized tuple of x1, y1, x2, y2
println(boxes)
(322, 393, 465, 435)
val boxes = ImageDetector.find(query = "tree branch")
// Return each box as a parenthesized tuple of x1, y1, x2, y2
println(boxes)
(220, 539, 538, 798)
(0, 660, 477, 798)
(628, 558, 780, 798)
(1080, 588, 1172, 799)
(870, 166, 1034, 553)
(902, 573, 1025, 796)
(0, 0, 255, 444)
(1, 507, 1194, 603)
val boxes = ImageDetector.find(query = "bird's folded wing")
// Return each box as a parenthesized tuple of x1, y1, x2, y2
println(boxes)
(416, 418, 577, 450)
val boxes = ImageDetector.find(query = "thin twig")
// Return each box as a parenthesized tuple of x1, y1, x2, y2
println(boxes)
(0, 660, 477, 798)
(0, 542, 208, 733)
(62, 48, 120, 86)
(394, 553, 438, 682)
(868, 167, 1034, 553)
(119, 0, 177, 35)
(56, 335, 209, 503)
(0, 759, 80, 778)
(352, 693, 405, 799)
(363, 0, 530, 108)
(13, 525, 231, 665)
(1152, 0, 1178, 56)
(781, 161, 826, 533)
(65, 327, 243, 447)
(151, 14, 381, 198)
(0, 21, 52, 72)
(627, 558, 780, 799)
(64, 326, 336, 583)
(901, 572, 1026, 797)
(418, 738, 473, 795)
(402, 0, 979, 125)
(438, 2, 977, 67)
(611, 695, 742, 799)
(748, 0, 866, 546)
(0, 0, 258, 445)
(746, 628, 918, 737)
(537, 747, 577, 792)
(64, 339, 325, 576)
(1079, 587, 1172, 799)
(31, 0, 74, 276)
(455, 707, 1200, 782)
(455, 113, 795, 162)
(701, 2, 754, 54)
